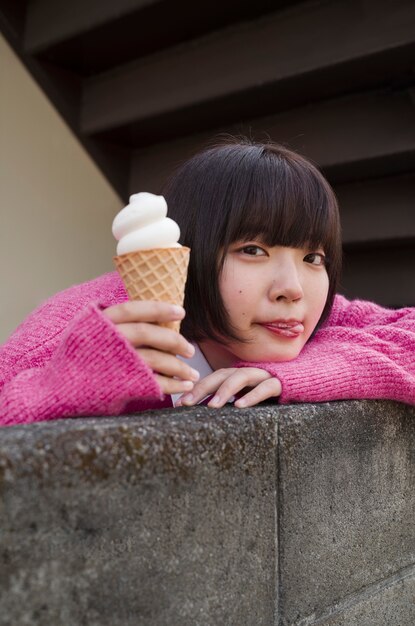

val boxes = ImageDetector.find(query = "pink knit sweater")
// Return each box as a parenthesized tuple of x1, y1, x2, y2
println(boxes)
(1, 272, 414, 426)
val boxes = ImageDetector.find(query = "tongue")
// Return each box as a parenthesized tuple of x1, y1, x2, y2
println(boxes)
(273, 322, 304, 333)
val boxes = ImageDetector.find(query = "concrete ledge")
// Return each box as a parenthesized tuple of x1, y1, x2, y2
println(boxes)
(0, 401, 414, 625)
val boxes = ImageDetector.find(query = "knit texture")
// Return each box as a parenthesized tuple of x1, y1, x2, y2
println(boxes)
(236, 295, 415, 405)
(0, 273, 165, 426)
(1, 273, 414, 426)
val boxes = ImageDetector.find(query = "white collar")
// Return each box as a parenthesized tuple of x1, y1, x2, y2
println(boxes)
(171, 344, 235, 407)
(171, 343, 213, 407)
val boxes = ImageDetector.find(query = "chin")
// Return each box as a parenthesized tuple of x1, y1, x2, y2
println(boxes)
(232, 342, 304, 364)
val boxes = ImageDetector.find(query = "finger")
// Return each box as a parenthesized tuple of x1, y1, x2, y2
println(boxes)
(137, 348, 199, 382)
(207, 368, 272, 408)
(155, 374, 195, 396)
(234, 378, 282, 408)
(120, 322, 194, 358)
(104, 300, 185, 325)
(178, 369, 236, 406)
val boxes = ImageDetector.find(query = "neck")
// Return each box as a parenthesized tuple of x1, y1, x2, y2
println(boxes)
(198, 339, 236, 371)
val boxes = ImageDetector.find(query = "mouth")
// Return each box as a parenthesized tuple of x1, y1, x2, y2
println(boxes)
(260, 319, 305, 338)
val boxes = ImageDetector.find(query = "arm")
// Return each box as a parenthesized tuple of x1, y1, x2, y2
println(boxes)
(0, 303, 164, 426)
(238, 296, 415, 405)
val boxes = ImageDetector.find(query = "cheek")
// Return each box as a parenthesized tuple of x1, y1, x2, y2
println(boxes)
(220, 283, 254, 330)
(220, 265, 252, 308)
(223, 288, 251, 319)
(315, 281, 329, 307)
(308, 275, 330, 322)
(319, 275, 330, 306)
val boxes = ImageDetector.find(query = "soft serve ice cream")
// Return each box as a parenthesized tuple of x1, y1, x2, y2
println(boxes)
(112, 192, 190, 332)
(112, 192, 181, 255)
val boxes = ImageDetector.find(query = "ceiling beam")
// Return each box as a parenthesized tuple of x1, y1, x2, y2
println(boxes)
(81, 0, 415, 136)
(25, 0, 159, 52)
(342, 244, 415, 306)
(338, 174, 415, 245)
(130, 89, 415, 191)
(25, 1, 298, 75)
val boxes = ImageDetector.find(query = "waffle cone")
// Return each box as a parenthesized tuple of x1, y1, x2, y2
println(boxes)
(113, 247, 190, 332)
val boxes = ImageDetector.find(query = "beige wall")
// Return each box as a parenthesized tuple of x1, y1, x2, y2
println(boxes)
(0, 34, 123, 343)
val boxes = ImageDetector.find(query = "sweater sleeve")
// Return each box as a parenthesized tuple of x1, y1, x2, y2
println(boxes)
(235, 296, 415, 406)
(0, 303, 163, 427)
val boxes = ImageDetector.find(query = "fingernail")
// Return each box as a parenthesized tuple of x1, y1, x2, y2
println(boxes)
(235, 398, 246, 407)
(182, 381, 194, 391)
(209, 395, 221, 407)
(185, 344, 195, 357)
(171, 305, 185, 318)
(181, 393, 194, 405)
(190, 368, 200, 381)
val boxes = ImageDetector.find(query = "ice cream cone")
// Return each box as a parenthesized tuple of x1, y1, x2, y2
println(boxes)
(113, 247, 190, 332)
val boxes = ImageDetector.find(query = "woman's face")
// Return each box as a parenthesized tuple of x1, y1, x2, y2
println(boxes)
(201, 241, 329, 367)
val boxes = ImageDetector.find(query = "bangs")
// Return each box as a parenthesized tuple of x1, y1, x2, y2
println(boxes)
(223, 149, 336, 255)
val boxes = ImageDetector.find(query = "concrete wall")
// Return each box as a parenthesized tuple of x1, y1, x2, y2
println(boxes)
(1, 400, 414, 625)
(0, 33, 122, 343)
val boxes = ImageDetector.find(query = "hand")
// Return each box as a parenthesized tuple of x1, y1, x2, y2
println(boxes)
(176, 367, 282, 408)
(103, 301, 200, 395)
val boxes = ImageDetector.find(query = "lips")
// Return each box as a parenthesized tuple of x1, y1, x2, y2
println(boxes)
(261, 319, 304, 338)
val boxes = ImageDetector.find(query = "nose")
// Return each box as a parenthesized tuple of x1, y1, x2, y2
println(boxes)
(268, 259, 304, 302)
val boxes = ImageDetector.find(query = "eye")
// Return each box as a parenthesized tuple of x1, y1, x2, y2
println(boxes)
(304, 252, 327, 266)
(239, 245, 267, 257)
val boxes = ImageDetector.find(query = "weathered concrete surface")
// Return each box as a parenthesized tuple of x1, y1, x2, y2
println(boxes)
(307, 567, 415, 626)
(0, 408, 278, 626)
(278, 400, 415, 626)
(0, 400, 414, 626)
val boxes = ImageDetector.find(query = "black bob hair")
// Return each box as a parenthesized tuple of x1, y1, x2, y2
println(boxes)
(162, 138, 342, 344)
